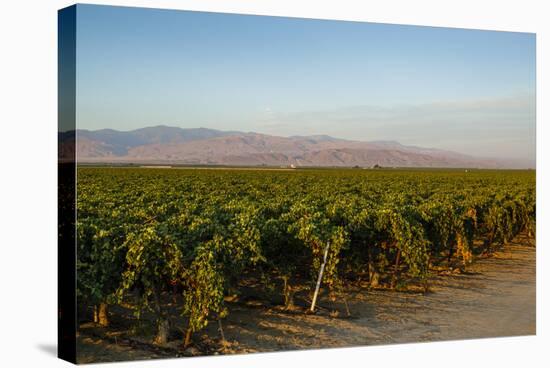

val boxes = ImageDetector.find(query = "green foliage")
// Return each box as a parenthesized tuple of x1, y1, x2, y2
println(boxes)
(76, 167, 535, 341)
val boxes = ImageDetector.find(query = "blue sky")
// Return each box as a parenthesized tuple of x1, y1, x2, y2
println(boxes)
(75, 4, 535, 162)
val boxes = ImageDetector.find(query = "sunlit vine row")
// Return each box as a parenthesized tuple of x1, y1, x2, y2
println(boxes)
(76, 168, 535, 346)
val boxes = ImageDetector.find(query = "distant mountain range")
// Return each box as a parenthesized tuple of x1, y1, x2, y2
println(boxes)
(59, 125, 529, 168)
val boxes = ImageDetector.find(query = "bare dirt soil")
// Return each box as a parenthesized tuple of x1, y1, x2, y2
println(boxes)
(77, 235, 535, 363)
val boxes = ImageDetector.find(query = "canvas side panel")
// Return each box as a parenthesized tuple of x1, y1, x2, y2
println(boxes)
(58, 4, 77, 364)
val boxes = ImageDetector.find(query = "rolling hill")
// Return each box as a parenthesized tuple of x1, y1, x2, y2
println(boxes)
(59, 125, 524, 168)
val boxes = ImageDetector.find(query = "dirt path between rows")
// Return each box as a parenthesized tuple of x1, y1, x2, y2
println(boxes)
(219, 236, 535, 353)
(77, 236, 535, 362)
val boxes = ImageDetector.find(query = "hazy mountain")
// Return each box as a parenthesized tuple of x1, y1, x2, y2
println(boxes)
(59, 126, 529, 168)
(71, 126, 239, 156)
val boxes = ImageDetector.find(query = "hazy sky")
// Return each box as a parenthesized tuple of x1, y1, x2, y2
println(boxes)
(75, 4, 536, 162)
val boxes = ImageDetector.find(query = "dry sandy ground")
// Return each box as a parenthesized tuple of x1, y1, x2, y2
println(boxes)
(77, 236, 535, 363)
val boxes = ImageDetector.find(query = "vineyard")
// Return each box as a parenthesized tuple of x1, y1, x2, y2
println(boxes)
(76, 167, 535, 351)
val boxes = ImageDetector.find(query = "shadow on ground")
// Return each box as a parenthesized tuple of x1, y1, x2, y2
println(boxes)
(36, 344, 57, 357)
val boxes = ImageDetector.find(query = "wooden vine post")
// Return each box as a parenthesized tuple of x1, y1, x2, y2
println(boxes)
(218, 318, 226, 343)
(310, 241, 331, 312)
(390, 248, 401, 289)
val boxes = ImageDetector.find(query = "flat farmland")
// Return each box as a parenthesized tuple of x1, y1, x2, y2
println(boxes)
(75, 167, 536, 362)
